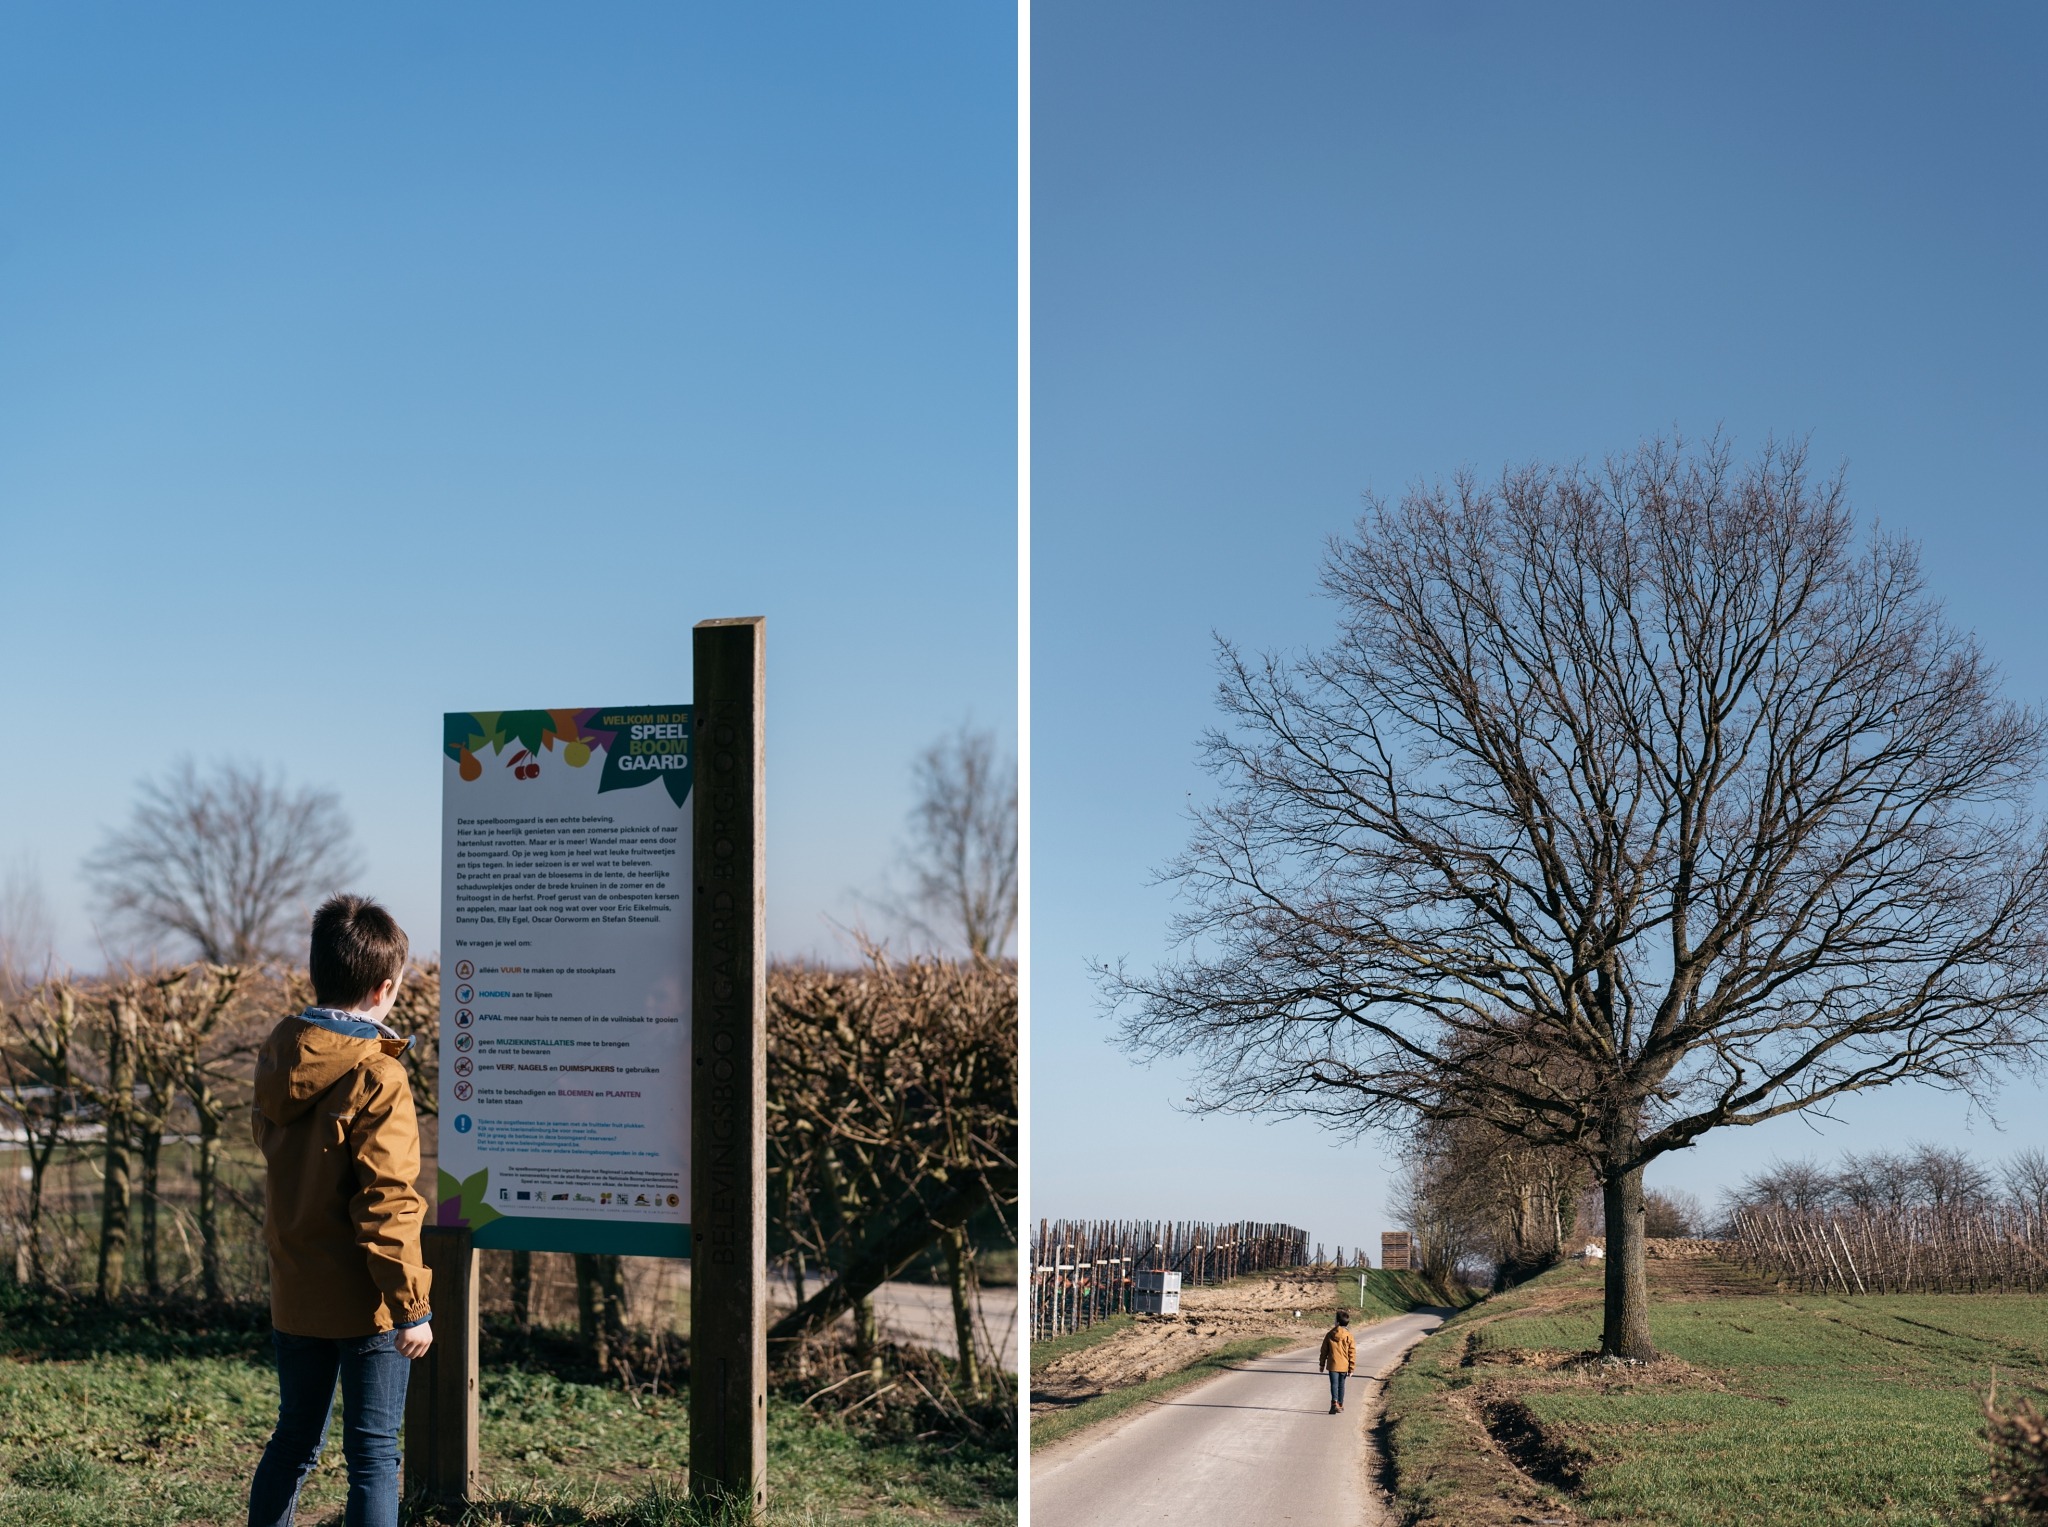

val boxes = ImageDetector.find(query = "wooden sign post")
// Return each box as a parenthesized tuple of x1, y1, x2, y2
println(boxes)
(689, 616, 769, 1510)
(404, 1225, 478, 1510)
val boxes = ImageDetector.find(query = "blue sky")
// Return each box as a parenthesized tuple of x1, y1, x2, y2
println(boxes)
(1031, 1, 2048, 1254)
(0, 5, 1015, 969)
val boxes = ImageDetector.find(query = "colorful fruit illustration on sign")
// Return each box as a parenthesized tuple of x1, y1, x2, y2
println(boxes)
(458, 749, 482, 782)
(564, 740, 591, 767)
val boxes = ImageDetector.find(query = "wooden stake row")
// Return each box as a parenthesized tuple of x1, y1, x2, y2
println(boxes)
(1729, 1204, 2048, 1295)
(1029, 1218, 1311, 1340)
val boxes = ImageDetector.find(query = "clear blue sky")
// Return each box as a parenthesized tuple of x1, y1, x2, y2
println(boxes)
(0, 5, 1015, 969)
(1032, 1, 2048, 1256)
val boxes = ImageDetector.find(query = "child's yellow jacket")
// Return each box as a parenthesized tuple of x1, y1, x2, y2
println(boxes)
(1320, 1324, 1356, 1373)
(253, 1014, 433, 1337)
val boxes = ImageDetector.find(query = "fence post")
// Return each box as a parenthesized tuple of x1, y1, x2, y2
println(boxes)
(404, 1225, 478, 1512)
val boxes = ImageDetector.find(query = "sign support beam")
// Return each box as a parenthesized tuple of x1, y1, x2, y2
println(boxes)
(404, 1224, 478, 1511)
(689, 616, 768, 1510)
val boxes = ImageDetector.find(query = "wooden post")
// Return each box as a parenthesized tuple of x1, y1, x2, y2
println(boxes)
(404, 1225, 478, 1511)
(690, 616, 768, 1513)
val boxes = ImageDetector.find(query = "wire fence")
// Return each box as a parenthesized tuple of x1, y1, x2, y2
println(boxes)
(1727, 1203, 2048, 1294)
(1030, 1218, 1311, 1340)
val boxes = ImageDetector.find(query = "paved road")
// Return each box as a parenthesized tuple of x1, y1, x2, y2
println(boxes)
(764, 1273, 1019, 1373)
(1031, 1310, 1444, 1527)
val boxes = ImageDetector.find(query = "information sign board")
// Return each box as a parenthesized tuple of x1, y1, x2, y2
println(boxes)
(436, 706, 692, 1256)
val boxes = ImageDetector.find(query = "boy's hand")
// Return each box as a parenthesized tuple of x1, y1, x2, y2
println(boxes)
(395, 1323, 434, 1360)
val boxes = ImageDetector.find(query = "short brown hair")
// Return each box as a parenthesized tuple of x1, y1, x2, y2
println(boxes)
(310, 894, 409, 1010)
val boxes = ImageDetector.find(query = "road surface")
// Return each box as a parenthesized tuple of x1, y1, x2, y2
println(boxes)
(1031, 1310, 1444, 1527)
(765, 1272, 1019, 1372)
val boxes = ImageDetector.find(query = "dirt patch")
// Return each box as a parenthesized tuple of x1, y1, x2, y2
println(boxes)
(1029, 1273, 1342, 1413)
(1478, 1393, 1589, 1493)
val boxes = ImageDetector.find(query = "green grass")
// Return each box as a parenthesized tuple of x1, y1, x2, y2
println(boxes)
(1028, 1336, 1298, 1452)
(1383, 1256, 2038, 1526)
(0, 1291, 1012, 1526)
(1333, 1266, 1479, 1319)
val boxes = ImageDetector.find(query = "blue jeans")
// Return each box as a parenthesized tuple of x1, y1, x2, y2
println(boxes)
(1328, 1369, 1348, 1405)
(248, 1328, 411, 1527)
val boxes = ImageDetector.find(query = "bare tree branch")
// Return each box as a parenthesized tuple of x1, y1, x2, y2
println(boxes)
(885, 727, 1018, 960)
(85, 760, 362, 966)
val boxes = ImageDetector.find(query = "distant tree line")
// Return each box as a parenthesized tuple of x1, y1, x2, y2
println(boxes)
(1726, 1143, 2048, 1219)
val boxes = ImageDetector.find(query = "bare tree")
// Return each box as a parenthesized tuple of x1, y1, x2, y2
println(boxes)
(85, 760, 361, 966)
(1832, 1150, 1920, 1213)
(1398, 1112, 1585, 1284)
(1642, 1189, 1702, 1237)
(1111, 437, 2048, 1360)
(1729, 1157, 1841, 1216)
(1910, 1143, 1994, 1210)
(1390, 1149, 1487, 1284)
(888, 726, 1017, 960)
(0, 859, 54, 995)
(2004, 1148, 2048, 1217)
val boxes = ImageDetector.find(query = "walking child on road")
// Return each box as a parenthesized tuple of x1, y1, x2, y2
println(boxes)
(1319, 1309, 1356, 1413)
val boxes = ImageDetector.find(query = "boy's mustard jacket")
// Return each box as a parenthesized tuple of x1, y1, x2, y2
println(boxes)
(253, 1012, 433, 1337)
(1320, 1324, 1357, 1373)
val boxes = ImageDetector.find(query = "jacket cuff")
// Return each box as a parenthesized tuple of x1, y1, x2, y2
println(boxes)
(393, 1310, 432, 1329)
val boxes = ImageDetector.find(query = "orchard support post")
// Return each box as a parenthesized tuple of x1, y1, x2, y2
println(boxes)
(404, 1225, 478, 1511)
(690, 616, 768, 1512)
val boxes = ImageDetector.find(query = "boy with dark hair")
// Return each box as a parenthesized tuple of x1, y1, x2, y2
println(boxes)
(1318, 1308, 1356, 1414)
(248, 893, 432, 1527)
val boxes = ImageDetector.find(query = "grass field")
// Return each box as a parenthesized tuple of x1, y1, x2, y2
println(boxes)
(1382, 1251, 2037, 1526)
(0, 1291, 1014, 1526)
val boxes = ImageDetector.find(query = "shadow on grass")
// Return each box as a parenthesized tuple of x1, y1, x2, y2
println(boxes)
(0, 1282, 275, 1362)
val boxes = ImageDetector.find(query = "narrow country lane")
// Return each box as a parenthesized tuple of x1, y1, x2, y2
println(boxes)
(1029, 1310, 1444, 1527)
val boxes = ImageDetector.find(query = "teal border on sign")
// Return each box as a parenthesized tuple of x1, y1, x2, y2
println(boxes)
(473, 1217, 691, 1258)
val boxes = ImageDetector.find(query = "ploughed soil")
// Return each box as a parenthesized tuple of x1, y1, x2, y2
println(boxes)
(1029, 1272, 1346, 1415)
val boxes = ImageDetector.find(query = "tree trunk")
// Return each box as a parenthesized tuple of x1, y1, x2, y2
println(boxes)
(941, 1223, 982, 1398)
(511, 1250, 533, 1334)
(853, 1295, 882, 1384)
(574, 1252, 626, 1373)
(96, 1003, 136, 1301)
(140, 1128, 161, 1296)
(24, 1126, 57, 1289)
(1600, 1160, 1655, 1360)
(195, 1103, 222, 1301)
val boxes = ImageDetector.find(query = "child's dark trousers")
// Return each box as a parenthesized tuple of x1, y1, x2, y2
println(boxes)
(248, 1328, 410, 1527)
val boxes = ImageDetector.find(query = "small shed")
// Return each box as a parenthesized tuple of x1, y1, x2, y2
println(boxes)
(1133, 1268, 1181, 1316)
(1381, 1230, 1414, 1272)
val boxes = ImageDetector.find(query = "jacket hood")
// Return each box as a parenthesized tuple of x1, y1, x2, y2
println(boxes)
(254, 1012, 409, 1125)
